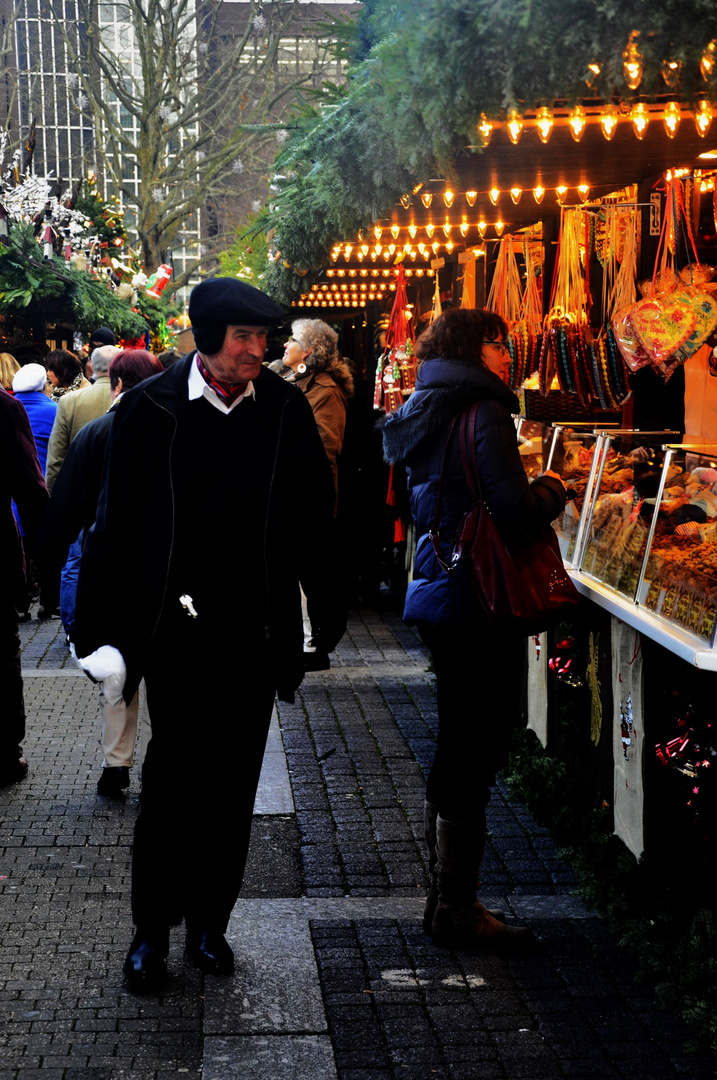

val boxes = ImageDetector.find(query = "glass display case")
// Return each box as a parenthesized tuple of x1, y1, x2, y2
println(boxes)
(578, 431, 676, 602)
(636, 442, 717, 646)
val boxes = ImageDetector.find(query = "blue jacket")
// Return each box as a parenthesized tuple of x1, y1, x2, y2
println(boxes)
(382, 357, 565, 625)
(13, 391, 57, 476)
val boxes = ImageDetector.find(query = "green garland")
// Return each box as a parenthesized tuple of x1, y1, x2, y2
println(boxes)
(505, 727, 717, 1058)
(259, 0, 717, 304)
(0, 223, 147, 338)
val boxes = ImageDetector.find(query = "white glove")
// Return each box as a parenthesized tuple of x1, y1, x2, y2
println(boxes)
(74, 645, 127, 708)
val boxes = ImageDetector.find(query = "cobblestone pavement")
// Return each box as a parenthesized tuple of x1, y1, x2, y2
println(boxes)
(2, 606, 715, 1078)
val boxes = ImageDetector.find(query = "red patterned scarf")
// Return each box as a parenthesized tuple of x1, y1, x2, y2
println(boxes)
(195, 354, 248, 407)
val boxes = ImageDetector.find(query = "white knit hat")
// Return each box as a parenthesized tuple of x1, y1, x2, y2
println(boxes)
(12, 363, 48, 393)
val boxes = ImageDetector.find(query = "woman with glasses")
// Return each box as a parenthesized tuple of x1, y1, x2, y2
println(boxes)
(381, 307, 566, 950)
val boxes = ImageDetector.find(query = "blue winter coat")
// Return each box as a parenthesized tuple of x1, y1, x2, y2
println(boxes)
(13, 391, 57, 476)
(381, 357, 566, 625)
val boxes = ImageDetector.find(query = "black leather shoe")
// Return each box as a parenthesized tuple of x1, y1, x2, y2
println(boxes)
(123, 930, 168, 993)
(185, 930, 234, 976)
(97, 766, 130, 797)
(0, 757, 28, 787)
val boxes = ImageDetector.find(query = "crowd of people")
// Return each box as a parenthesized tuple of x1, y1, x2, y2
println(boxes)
(2, 281, 566, 991)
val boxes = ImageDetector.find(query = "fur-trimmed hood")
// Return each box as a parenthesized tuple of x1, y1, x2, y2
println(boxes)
(381, 356, 518, 464)
(297, 356, 354, 399)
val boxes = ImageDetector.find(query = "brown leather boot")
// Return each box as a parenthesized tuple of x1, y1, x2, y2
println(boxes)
(431, 815, 531, 950)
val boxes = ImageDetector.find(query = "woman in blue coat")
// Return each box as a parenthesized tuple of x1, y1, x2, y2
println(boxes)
(12, 364, 56, 476)
(382, 307, 566, 949)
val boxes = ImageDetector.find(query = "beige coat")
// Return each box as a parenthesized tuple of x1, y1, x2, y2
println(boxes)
(45, 376, 113, 492)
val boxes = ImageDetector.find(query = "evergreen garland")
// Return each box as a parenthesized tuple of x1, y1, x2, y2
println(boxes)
(0, 222, 147, 338)
(260, 0, 717, 303)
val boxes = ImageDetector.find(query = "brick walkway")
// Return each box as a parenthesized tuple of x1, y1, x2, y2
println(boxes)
(1, 607, 714, 1078)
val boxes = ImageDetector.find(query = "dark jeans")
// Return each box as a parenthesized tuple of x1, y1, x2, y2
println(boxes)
(418, 621, 525, 822)
(131, 612, 275, 933)
(0, 595, 25, 763)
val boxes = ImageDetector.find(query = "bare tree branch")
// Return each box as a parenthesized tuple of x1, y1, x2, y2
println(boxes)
(42, 0, 341, 275)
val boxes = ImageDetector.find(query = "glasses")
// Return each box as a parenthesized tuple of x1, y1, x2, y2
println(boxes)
(483, 340, 508, 355)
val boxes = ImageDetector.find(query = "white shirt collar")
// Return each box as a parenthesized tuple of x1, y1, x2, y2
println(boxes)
(187, 353, 255, 414)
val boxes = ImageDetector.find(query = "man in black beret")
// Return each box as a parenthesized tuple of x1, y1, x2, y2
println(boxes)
(71, 277, 345, 991)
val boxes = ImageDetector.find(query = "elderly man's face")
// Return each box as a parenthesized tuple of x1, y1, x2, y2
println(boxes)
(201, 325, 267, 384)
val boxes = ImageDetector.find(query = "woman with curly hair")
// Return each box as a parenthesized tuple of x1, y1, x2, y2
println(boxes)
(281, 319, 354, 503)
(281, 319, 353, 670)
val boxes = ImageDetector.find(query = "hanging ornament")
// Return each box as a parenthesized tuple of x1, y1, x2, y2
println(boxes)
(622, 31, 644, 91)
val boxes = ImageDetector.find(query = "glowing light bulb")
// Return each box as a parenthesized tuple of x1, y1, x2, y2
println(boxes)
(465, 190, 478, 207)
(586, 62, 601, 89)
(623, 30, 644, 91)
(568, 106, 586, 142)
(417, 243, 426, 255)
(630, 102, 649, 139)
(390, 224, 400, 239)
(421, 192, 433, 208)
(360, 244, 369, 256)
(555, 185, 568, 205)
(477, 114, 493, 147)
(459, 220, 469, 237)
(489, 188, 500, 206)
(388, 244, 396, 255)
(442, 221, 452, 237)
(399, 193, 411, 209)
(600, 103, 619, 141)
(506, 108, 523, 144)
(374, 243, 382, 255)
(535, 106, 553, 143)
(343, 244, 352, 259)
(701, 41, 717, 81)
(431, 241, 440, 254)
(425, 222, 435, 238)
(533, 185, 545, 204)
(663, 101, 681, 138)
(373, 225, 382, 239)
(510, 187, 522, 204)
(477, 220, 487, 238)
(696, 99, 713, 138)
(408, 223, 417, 239)
(577, 184, 590, 203)
(494, 220, 505, 236)
(443, 189, 455, 208)
(661, 59, 682, 90)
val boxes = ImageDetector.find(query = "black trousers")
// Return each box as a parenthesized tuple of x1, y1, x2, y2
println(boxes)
(418, 621, 525, 822)
(131, 615, 275, 933)
(0, 595, 25, 763)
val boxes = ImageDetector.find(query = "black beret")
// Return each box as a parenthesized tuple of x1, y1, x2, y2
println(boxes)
(90, 326, 116, 346)
(189, 278, 284, 355)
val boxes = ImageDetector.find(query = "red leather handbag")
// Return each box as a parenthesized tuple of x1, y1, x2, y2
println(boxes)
(429, 402, 580, 635)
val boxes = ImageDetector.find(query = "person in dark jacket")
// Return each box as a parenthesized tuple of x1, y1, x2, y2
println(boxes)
(71, 278, 344, 992)
(0, 389, 49, 786)
(39, 350, 160, 798)
(382, 308, 566, 950)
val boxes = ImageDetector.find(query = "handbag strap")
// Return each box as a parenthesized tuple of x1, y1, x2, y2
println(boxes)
(429, 400, 484, 573)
